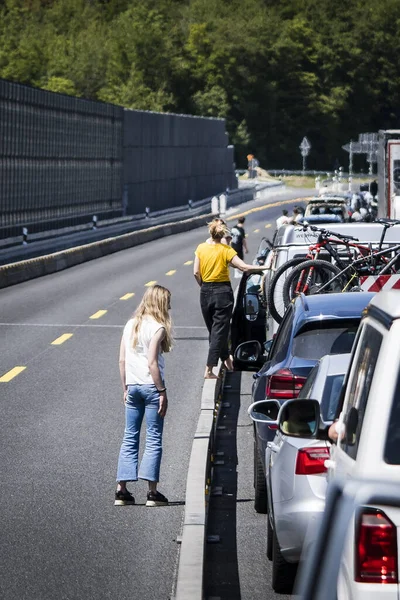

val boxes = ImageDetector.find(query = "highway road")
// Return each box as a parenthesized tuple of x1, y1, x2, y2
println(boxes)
(0, 188, 311, 600)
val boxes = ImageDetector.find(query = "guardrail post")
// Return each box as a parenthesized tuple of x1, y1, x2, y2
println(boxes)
(145, 206, 150, 219)
(348, 176, 352, 192)
(188, 199, 193, 210)
(211, 196, 219, 214)
(22, 227, 28, 245)
(92, 215, 98, 230)
(219, 193, 227, 216)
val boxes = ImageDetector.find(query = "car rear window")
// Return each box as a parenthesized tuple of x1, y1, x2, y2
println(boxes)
(292, 323, 359, 360)
(321, 374, 345, 421)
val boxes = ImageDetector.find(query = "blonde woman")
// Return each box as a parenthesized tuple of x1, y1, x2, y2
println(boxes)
(115, 285, 173, 507)
(194, 218, 264, 379)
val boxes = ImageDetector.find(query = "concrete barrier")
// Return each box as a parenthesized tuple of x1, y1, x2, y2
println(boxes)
(174, 367, 224, 600)
(0, 213, 215, 289)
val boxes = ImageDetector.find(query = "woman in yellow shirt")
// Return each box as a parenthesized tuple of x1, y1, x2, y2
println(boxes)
(194, 218, 264, 379)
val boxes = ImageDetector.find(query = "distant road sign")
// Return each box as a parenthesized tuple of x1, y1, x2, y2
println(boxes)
(300, 136, 311, 157)
(342, 133, 378, 161)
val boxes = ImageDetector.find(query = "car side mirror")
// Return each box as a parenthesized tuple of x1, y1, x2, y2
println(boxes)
(248, 400, 280, 427)
(234, 340, 264, 371)
(244, 293, 259, 321)
(278, 399, 321, 438)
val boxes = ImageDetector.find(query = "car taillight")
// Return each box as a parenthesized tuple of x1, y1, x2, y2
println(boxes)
(356, 510, 398, 583)
(266, 368, 307, 399)
(295, 447, 330, 475)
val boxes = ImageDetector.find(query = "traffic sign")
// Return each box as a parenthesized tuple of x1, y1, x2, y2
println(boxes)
(299, 136, 311, 156)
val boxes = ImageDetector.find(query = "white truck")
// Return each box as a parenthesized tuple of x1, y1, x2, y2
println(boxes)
(378, 129, 400, 219)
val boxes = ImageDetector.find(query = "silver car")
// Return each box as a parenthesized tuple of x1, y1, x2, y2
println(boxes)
(248, 353, 351, 593)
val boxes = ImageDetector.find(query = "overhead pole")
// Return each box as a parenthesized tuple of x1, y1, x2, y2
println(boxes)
(349, 140, 353, 191)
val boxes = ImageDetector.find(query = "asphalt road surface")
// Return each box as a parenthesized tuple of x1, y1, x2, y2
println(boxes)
(0, 188, 312, 600)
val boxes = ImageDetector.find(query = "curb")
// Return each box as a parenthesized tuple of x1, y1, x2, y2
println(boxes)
(174, 365, 224, 600)
(0, 213, 215, 289)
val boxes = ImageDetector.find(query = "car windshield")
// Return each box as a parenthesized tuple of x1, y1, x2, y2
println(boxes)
(292, 324, 359, 360)
(305, 204, 345, 216)
(320, 374, 345, 421)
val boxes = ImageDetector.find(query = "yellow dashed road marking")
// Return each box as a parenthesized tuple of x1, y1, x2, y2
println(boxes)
(90, 310, 107, 320)
(265, 223, 272, 229)
(120, 293, 135, 300)
(0, 366, 26, 382)
(253, 229, 260, 233)
(51, 333, 73, 346)
(145, 281, 157, 287)
(184, 260, 193, 265)
(166, 270, 176, 276)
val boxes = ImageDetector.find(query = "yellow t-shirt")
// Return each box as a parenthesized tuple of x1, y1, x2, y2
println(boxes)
(195, 242, 237, 282)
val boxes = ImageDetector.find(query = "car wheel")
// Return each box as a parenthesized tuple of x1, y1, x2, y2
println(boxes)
(272, 526, 297, 593)
(254, 441, 268, 514)
(267, 515, 273, 561)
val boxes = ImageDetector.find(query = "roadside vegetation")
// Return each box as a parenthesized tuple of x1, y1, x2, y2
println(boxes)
(0, 0, 397, 170)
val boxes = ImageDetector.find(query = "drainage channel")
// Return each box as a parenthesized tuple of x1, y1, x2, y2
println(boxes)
(204, 370, 242, 600)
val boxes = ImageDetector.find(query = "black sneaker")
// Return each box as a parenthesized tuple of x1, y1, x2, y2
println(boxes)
(146, 490, 169, 507)
(114, 489, 135, 506)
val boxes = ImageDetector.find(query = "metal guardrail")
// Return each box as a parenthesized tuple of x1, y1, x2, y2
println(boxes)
(0, 194, 218, 250)
(262, 169, 375, 179)
(0, 180, 286, 265)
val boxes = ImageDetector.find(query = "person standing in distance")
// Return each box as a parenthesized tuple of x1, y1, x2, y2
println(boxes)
(115, 285, 173, 507)
(230, 217, 248, 260)
(194, 218, 265, 379)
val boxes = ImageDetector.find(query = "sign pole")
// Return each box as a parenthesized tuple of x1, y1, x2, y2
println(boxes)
(299, 137, 311, 174)
(349, 140, 353, 191)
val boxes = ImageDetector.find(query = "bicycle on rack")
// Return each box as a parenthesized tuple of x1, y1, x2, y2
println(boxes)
(281, 220, 400, 308)
(266, 220, 400, 323)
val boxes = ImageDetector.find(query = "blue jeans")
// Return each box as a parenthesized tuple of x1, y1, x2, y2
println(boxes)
(116, 384, 164, 483)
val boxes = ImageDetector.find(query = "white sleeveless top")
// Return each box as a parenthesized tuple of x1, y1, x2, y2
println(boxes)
(123, 316, 165, 385)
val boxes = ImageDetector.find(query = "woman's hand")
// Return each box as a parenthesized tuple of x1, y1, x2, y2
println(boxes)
(123, 389, 127, 405)
(158, 391, 168, 417)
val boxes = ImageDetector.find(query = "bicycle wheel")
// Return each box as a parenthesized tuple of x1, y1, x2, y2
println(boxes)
(267, 257, 310, 324)
(282, 259, 345, 307)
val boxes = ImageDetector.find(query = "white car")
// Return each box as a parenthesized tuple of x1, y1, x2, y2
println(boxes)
(329, 290, 400, 600)
(304, 195, 350, 222)
(276, 290, 400, 599)
(262, 222, 400, 333)
(248, 353, 351, 594)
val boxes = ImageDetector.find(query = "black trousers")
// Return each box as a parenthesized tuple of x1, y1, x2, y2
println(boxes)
(200, 282, 234, 366)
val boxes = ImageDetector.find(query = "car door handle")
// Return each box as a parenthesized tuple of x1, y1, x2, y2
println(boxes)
(267, 442, 280, 453)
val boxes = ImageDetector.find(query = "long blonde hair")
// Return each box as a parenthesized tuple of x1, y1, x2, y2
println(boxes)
(131, 285, 173, 352)
(208, 218, 230, 240)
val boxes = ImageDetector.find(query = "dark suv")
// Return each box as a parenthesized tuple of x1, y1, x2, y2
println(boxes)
(232, 288, 375, 512)
(234, 291, 374, 403)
